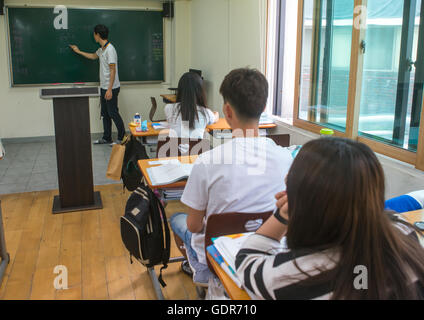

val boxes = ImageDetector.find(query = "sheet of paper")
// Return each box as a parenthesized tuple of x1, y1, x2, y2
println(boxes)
(213, 233, 253, 271)
(152, 122, 169, 129)
(148, 163, 194, 186)
(149, 159, 180, 166)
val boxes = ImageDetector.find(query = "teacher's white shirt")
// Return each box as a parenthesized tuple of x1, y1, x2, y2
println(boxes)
(96, 43, 120, 90)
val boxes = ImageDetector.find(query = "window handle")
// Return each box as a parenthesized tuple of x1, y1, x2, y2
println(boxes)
(407, 58, 416, 72)
(360, 40, 366, 54)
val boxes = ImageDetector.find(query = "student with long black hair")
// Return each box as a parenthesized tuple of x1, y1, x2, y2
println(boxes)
(165, 72, 218, 138)
(236, 138, 424, 300)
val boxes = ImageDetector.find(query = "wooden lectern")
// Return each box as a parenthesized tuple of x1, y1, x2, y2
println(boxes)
(40, 87, 103, 214)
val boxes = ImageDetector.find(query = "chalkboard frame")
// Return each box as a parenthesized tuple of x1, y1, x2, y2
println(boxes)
(5, 5, 167, 87)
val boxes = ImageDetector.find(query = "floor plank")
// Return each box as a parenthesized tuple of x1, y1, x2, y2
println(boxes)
(0, 185, 198, 300)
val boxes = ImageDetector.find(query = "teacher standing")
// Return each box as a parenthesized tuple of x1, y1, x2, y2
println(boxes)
(70, 24, 125, 146)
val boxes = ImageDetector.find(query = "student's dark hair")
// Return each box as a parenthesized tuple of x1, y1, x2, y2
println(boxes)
(175, 72, 209, 129)
(285, 137, 424, 299)
(219, 68, 268, 122)
(94, 24, 109, 40)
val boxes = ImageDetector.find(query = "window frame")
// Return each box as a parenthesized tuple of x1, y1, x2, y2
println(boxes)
(273, 0, 285, 117)
(291, 0, 424, 170)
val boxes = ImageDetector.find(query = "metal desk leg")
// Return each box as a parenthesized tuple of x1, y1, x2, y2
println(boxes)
(147, 256, 186, 300)
(148, 267, 165, 300)
(0, 200, 10, 286)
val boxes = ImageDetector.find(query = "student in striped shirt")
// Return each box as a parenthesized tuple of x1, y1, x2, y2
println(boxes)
(236, 138, 424, 300)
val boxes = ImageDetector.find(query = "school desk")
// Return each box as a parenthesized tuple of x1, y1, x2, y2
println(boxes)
(402, 209, 424, 227)
(129, 122, 170, 138)
(207, 209, 424, 300)
(206, 118, 277, 132)
(138, 155, 198, 190)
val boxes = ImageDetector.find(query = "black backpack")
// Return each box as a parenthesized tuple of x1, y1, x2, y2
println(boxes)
(120, 185, 171, 287)
(121, 135, 149, 191)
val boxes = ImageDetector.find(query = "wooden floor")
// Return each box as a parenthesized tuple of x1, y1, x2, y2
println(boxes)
(0, 184, 198, 300)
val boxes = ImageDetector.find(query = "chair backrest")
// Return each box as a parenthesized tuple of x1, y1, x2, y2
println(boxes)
(266, 134, 290, 147)
(204, 211, 273, 276)
(156, 137, 210, 158)
(149, 97, 158, 122)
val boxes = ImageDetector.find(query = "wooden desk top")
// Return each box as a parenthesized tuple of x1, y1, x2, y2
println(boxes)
(161, 94, 177, 104)
(138, 155, 198, 190)
(129, 118, 277, 138)
(129, 122, 169, 137)
(401, 209, 424, 226)
(207, 209, 424, 301)
(206, 118, 277, 132)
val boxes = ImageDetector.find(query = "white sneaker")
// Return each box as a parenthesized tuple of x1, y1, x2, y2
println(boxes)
(110, 140, 122, 147)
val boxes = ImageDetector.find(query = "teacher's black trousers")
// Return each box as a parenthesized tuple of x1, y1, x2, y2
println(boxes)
(100, 87, 125, 142)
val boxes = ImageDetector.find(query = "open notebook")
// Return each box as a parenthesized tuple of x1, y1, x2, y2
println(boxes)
(147, 162, 194, 186)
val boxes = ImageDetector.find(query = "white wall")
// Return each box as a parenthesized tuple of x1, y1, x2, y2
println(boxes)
(0, 0, 192, 139)
(190, 0, 267, 113)
(0, 0, 267, 139)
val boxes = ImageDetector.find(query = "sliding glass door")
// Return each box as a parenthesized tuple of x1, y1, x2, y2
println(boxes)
(359, 0, 424, 152)
(292, 0, 424, 169)
(298, 0, 355, 132)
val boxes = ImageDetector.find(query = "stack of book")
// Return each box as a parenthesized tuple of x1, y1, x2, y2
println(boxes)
(162, 189, 184, 200)
(207, 233, 254, 288)
(207, 232, 288, 289)
(151, 122, 169, 130)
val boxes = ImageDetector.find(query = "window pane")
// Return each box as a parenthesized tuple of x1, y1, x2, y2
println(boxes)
(359, 0, 423, 151)
(298, 0, 354, 132)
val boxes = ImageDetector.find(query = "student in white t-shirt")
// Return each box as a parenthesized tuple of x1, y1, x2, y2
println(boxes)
(165, 72, 219, 139)
(70, 24, 125, 146)
(169, 68, 294, 284)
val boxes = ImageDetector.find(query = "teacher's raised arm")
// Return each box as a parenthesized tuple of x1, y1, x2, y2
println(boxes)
(69, 44, 98, 60)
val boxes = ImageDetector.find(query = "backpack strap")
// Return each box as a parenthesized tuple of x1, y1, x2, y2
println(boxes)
(156, 193, 171, 288)
(156, 194, 171, 265)
(145, 186, 171, 288)
(158, 265, 167, 288)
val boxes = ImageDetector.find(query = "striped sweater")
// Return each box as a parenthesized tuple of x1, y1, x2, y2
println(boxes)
(235, 221, 422, 300)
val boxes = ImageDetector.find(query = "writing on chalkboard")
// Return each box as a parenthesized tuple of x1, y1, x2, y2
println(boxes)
(15, 67, 29, 76)
(8, 7, 165, 85)
(152, 33, 163, 62)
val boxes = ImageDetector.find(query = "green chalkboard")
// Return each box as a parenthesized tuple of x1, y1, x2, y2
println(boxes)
(7, 7, 164, 86)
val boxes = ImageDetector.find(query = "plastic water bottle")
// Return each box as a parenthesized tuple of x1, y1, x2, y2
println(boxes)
(134, 113, 141, 127)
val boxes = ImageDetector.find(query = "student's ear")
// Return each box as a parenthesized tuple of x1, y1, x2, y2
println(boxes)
(223, 102, 232, 122)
